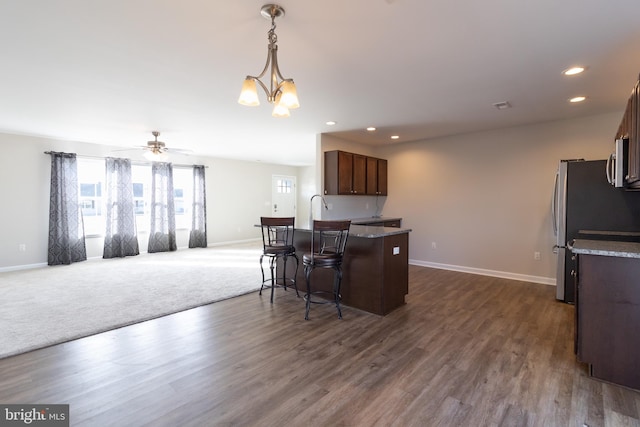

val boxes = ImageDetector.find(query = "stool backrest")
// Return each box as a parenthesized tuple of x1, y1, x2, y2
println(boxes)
(310, 220, 351, 261)
(261, 217, 295, 249)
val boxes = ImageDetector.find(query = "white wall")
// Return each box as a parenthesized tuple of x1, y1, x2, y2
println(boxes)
(374, 112, 623, 283)
(0, 132, 302, 269)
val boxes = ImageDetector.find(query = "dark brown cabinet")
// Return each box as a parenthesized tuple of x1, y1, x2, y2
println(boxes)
(325, 150, 366, 195)
(366, 157, 387, 196)
(575, 253, 640, 391)
(325, 150, 388, 196)
(615, 75, 640, 188)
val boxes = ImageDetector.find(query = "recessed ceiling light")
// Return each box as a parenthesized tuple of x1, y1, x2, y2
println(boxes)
(390, 135, 399, 140)
(366, 127, 376, 132)
(326, 121, 337, 126)
(563, 66, 586, 76)
(569, 96, 587, 103)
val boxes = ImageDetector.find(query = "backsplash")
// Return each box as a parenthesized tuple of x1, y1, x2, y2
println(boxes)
(321, 195, 386, 221)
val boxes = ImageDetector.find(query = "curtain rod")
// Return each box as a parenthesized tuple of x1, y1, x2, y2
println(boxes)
(43, 151, 207, 168)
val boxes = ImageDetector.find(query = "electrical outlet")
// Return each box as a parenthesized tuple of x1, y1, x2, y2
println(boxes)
(393, 246, 400, 255)
(327, 203, 333, 210)
(19, 244, 26, 252)
(431, 242, 437, 249)
(534, 251, 541, 260)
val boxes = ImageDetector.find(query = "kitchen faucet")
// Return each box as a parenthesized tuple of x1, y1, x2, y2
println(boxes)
(309, 194, 328, 228)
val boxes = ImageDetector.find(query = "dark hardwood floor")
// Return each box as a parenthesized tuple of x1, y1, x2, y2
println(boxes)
(1, 265, 639, 426)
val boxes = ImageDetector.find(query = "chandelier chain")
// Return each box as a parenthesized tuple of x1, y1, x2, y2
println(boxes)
(268, 17, 278, 45)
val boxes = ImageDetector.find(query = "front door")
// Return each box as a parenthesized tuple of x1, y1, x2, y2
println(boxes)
(272, 175, 296, 218)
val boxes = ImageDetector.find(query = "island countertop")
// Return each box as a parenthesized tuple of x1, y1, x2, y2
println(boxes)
(571, 239, 640, 258)
(349, 216, 403, 224)
(296, 224, 411, 238)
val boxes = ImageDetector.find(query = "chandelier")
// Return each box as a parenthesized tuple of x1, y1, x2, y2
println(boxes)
(238, 4, 300, 118)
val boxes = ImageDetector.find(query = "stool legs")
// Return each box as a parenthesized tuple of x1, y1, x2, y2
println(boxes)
(269, 255, 277, 303)
(259, 253, 300, 303)
(334, 267, 343, 319)
(304, 264, 312, 320)
(304, 265, 343, 320)
(285, 254, 300, 297)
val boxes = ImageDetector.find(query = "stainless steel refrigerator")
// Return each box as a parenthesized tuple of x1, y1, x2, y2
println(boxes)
(552, 159, 640, 303)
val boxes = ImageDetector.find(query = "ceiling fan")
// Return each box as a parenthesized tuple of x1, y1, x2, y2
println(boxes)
(114, 131, 192, 161)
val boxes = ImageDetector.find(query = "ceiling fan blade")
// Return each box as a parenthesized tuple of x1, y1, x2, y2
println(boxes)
(110, 147, 142, 152)
(167, 148, 194, 155)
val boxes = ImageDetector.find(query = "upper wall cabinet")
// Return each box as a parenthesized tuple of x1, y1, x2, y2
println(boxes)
(616, 75, 640, 188)
(366, 157, 388, 196)
(324, 150, 388, 196)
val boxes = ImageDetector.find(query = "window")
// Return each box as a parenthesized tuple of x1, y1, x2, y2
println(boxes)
(77, 159, 105, 236)
(131, 165, 150, 232)
(172, 168, 193, 230)
(133, 182, 145, 215)
(76, 160, 195, 236)
(276, 178, 292, 193)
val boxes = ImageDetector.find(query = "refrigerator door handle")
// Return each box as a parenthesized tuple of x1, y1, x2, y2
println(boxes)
(552, 172, 559, 236)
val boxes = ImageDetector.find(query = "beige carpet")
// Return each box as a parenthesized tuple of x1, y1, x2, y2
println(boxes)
(0, 242, 264, 359)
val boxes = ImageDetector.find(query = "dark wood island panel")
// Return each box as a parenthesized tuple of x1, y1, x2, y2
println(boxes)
(284, 226, 410, 316)
(572, 239, 640, 391)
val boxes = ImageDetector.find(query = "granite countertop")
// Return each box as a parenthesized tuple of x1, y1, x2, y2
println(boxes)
(348, 224, 412, 238)
(349, 216, 403, 225)
(295, 224, 411, 238)
(571, 239, 640, 259)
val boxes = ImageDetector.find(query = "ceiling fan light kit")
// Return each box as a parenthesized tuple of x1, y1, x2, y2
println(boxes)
(238, 4, 300, 118)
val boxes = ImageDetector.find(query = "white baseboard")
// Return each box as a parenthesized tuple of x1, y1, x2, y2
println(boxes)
(409, 259, 556, 287)
(0, 262, 48, 273)
(207, 238, 261, 247)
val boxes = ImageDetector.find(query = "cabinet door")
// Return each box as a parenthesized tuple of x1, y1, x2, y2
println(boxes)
(366, 157, 388, 195)
(352, 154, 367, 194)
(366, 157, 378, 195)
(338, 151, 354, 194)
(377, 159, 388, 195)
(628, 80, 640, 186)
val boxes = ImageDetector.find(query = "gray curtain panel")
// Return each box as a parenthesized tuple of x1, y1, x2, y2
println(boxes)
(103, 157, 140, 258)
(188, 165, 207, 248)
(148, 162, 177, 253)
(47, 152, 87, 265)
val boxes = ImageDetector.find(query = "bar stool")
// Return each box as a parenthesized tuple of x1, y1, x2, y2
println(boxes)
(303, 220, 351, 320)
(259, 217, 299, 303)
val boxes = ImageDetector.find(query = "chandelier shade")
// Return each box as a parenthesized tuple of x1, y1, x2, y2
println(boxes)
(238, 4, 299, 118)
(238, 78, 260, 106)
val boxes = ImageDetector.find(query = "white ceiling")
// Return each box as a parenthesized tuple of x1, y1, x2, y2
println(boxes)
(1, 0, 639, 166)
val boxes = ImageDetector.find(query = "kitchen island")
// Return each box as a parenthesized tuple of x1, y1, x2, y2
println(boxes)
(284, 224, 411, 316)
(572, 239, 640, 391)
